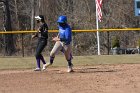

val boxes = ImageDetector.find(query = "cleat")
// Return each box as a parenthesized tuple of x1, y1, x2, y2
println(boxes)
(42, 64, 46, 70)
(67, 66, 74, 73)
(43, 63, 52, 69)
(34, 68, 41, 71)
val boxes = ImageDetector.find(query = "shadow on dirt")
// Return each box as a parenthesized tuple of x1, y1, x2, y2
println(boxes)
(48, 67, 119, 74)
(74, 67, 118, 74)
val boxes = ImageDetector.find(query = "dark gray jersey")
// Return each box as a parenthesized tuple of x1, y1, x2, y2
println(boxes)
(39, 23, 48, 39)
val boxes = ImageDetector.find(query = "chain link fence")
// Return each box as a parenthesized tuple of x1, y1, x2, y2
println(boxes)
(0, 29, 140, 57)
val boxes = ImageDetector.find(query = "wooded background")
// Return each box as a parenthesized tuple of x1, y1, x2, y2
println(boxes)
(0, 0, 140, 56)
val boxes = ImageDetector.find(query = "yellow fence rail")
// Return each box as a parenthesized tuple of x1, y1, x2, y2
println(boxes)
(0, 28, 140, 34)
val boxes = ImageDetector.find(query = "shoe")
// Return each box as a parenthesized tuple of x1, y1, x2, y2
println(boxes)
(43, 63, 52, 70)
(42, 64, 46, 70)
(67, 66, 74, 73)
(34, 68, 41, 71)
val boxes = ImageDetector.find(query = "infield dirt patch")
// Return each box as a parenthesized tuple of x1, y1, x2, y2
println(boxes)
(0, 64, 140, 93)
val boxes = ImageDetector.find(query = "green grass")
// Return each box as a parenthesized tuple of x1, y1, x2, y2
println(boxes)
(0, 55, 140, 70)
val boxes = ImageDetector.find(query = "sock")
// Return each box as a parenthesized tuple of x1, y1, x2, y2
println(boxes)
(40, 55, 46, 64)
(36, 58, 41, 68)
(67, 60, 73, 67)
(50, 56, 55, 64)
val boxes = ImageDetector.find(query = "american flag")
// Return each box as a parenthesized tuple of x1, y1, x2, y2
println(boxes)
(95, 0, 103, 22)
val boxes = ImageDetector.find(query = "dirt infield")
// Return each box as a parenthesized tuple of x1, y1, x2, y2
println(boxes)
(0, 64, 140, 93)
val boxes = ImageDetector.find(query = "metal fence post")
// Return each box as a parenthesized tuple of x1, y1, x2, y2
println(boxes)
(22, 33, 24, 57)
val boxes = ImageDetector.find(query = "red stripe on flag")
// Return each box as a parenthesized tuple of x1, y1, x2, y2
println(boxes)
(95, 0, 103, 22)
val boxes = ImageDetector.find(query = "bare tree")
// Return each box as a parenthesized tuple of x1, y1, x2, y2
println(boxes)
(0, 0, 16, 55)
(31, 0, 34, 30)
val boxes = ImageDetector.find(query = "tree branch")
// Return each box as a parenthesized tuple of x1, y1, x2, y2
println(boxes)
(0, 0, 5, 3)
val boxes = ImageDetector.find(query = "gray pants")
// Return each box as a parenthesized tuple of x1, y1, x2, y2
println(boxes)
(50, 41, 72, 60)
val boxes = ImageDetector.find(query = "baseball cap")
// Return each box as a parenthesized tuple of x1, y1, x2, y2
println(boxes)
(35, 15, 44, 20)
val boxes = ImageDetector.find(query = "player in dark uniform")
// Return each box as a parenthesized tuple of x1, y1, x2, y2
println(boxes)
(32, 15, 48, 71)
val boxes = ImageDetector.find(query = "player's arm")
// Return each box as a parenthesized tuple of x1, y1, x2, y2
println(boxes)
(57, 33, 60, 38)
(52, 33, 60, 41)
(32, 33, 38, 39)
(32, 27, 41, 39)
(52, 36, 60, 41)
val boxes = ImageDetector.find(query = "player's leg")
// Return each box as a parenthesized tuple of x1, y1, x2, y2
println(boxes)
(60, 48, 73, 60)
(45, 41, 62, 67)
(38, 39, 48, 70)
(35, 39, 47, 71)
(34, 58, 41, 71)
(40, 54, 47, 70)
(34, 41, 41, 71)
(39, 39, 47, 64)
(63, 43, 73, 72)
(40, 55, 46, 64)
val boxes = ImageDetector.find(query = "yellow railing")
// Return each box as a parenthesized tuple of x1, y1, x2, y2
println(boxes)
(0, 28, 140, 34)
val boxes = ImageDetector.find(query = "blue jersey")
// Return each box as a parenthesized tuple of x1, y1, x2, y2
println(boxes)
(58, 24, 72, 45)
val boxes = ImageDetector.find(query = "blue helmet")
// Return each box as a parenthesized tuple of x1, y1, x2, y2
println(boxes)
(57, 15, 67, 23)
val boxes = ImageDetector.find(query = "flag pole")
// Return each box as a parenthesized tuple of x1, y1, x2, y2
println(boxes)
(96, 1, 101, 55)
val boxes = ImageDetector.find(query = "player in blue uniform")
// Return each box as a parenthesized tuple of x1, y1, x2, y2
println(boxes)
(44, 15, 73, 72)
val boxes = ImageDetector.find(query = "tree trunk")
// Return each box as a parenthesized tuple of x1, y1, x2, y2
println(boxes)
(4, 0, 15, 56)
(31, 0, 34, 30)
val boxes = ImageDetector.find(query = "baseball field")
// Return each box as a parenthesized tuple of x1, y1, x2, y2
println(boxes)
(0, 55, 140, 93)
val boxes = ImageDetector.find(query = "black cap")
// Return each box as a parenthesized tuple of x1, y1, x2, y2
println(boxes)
(39, 15, 44, 20)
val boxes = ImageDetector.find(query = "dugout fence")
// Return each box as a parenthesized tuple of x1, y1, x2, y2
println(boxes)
(0, 28, 140, 57)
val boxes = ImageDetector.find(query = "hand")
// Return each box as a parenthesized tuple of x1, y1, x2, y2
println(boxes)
(52, 37, 60, 42)
(32, 35, 37, 39)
